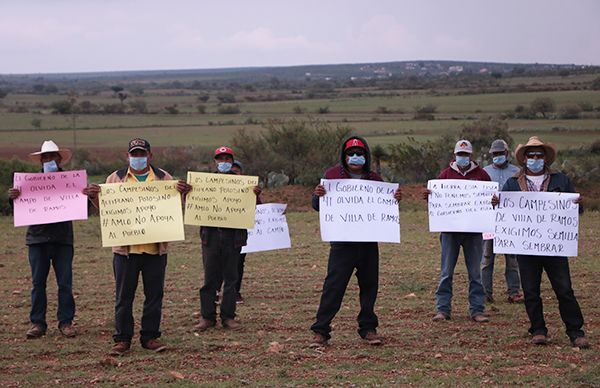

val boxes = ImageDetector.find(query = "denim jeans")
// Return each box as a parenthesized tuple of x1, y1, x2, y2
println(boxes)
(481, 239, 521, 297)
(517, 255, 585, 341)
(435, 233, 485, 317)
(113, 253, 167, 344)
(200, 229, 241, 322)
(311, 242, 379, 340)
(235, 253, 247, 294)
(28, 243, 75, 329)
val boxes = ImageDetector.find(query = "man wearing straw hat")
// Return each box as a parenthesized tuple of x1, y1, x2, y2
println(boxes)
(493, 136, 589, 348)
(7, 140, 78, 339)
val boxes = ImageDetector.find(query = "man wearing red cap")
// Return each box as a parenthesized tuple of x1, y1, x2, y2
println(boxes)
(194, 146, 261, 332)
(310, 136, 402, 347)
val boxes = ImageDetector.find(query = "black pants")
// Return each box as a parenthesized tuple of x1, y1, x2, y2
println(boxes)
(200, 230, 241, 322)
(517, 255, 585, 341)
(235, 253, 247, 294)
(311, 242, 379, 339)
(113, 253, 167, 344)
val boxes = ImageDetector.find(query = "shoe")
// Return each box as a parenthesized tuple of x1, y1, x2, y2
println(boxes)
(142, 339, 167, 353)
(236, 293, 244, 304)
(362, 331, 383, 346)
(571, 336, 590, 349)
(507, 294, 524, 303)
(26, 324, 46, 339)
(59, 323, 78, 338)
(194, 318, 216, 332)
(109, 342, 131, 356)
(432, 312, 450, 321)
(485, 295, 495, 304)
(531, 334, 548, 345)
(309, 332, 329, 348)
(222, 319, 241, 330)
(471, 314, 489, 323)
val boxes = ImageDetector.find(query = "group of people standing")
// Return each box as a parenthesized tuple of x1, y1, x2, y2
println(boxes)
(9, 139, 259, 355)
(8, 133, 590, 357)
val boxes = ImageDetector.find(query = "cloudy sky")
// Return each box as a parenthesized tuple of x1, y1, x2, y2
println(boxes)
(1, 0, 599, 74)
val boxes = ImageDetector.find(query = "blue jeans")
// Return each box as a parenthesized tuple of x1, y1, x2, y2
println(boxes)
(517, 255, 585, 341)
(481, 239, 521, 297)
(436, 233, 485, 317)
(28, 243, 75, 329)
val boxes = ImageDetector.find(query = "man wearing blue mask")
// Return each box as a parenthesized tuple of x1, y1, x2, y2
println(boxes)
(85, 138, 189, 356)
(423, 139, 491, 323)
(493, 136, 589, 348)
(482, 140, 523, 304)
(8, 141, 79, 339)
(194, 147, 261, 333)
(310, 136, 402, 347)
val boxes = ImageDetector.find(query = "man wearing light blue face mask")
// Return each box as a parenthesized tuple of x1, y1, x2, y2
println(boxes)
(85, 138, 190, 356)
(493, 136, 589, 349)
(194, 146, 261, 333)
(424, 139, 492, 324)
(7, 140, 79, 339)
(482, 140, 523, 305)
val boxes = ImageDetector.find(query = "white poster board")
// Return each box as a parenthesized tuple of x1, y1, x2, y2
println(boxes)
(493, 191, 579, 257)
(427, 179, 498, 233)
(242, 203, 291, 253)
(319, 179, 400, 243)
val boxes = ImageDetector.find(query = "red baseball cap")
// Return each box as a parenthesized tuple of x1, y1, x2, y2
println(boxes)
(344, 138, 366, 151)
(214, 146, 234, 158)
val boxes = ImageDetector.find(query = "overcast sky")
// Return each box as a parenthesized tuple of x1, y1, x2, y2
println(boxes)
(1, 0, 599, 74)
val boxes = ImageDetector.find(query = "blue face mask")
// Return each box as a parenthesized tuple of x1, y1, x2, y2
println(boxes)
(347, 154, 366, 166)
(527, 158, 544, 173)
(43, 160, 59, 173)
(455, 155, 470, 167)
(492, 155, 507, 165)
(129, 156, 148, 171)
(217, 162, 232, 173)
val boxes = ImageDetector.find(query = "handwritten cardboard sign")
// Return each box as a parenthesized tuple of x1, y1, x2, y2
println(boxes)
(319, 179, 400, 243)
(427, 179, 498, 233)
(12, 170, 88, 227)
(242, 204, 291, 253)
(184, 172, 258, 229)
(99, 180, 185, 247)
(493, 191, 579, 257)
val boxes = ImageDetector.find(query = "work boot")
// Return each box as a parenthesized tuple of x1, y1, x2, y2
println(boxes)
(571, 336, 590, 349)
(109, 342, 131, 356)
(309, 332, 329, 348)
(222, 319, 241, 330)
(362, 331, 383, 346)
(194, 318, 216, 332)
(142, 339, 167, 353)
(26, 324, 46, 339)
(59, 323, 78, 338)
(531, 334, 548, 345)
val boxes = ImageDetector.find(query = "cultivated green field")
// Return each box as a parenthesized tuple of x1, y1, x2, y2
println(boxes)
(1, 210, 599, 386)
(1, 83, 599, 156)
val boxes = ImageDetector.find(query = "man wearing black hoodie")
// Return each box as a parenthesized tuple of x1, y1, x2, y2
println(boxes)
(310, 136, 402, 347)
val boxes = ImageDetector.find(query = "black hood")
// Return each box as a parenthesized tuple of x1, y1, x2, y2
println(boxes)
(339, 135, 372, 174)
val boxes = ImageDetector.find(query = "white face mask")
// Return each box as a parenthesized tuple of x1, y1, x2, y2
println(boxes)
(217, 162, 232, 173)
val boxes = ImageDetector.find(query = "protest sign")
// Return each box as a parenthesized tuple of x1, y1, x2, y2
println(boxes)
(319, 179, 400, 243)
(184, 172, 258, 228)
(12, 170, 88, 227)
(493, 191, 579, 257)
(99, 180, 184, 247)
(242, 203, 291, 253)
(427, 179, 498, 233)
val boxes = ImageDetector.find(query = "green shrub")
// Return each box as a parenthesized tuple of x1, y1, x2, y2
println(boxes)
(0, 158, 39, 215)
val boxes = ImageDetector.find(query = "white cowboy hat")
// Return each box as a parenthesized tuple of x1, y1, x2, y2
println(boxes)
(28, 140, 72, 164)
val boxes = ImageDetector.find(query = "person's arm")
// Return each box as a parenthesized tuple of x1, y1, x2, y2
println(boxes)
(312, 184, 326, 211)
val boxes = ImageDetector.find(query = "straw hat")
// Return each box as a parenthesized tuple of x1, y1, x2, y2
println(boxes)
(514, 136, 556, 166)
(28, 140, 72, 164)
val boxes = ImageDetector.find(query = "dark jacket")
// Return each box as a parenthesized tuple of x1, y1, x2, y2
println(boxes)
(9, 169, 74, 246)
(312, 135, 383, 211)
(437, 161, 491, 181)
(502, 168, 583, 214)
(199, 170, 260, 248)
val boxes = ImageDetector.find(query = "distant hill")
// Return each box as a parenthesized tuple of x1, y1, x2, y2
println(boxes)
(1, 60, 596, 84)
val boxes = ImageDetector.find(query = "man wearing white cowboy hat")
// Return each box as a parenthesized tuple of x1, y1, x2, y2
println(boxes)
(8, 140, 78, 339)
(493, 136, 589, 348)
